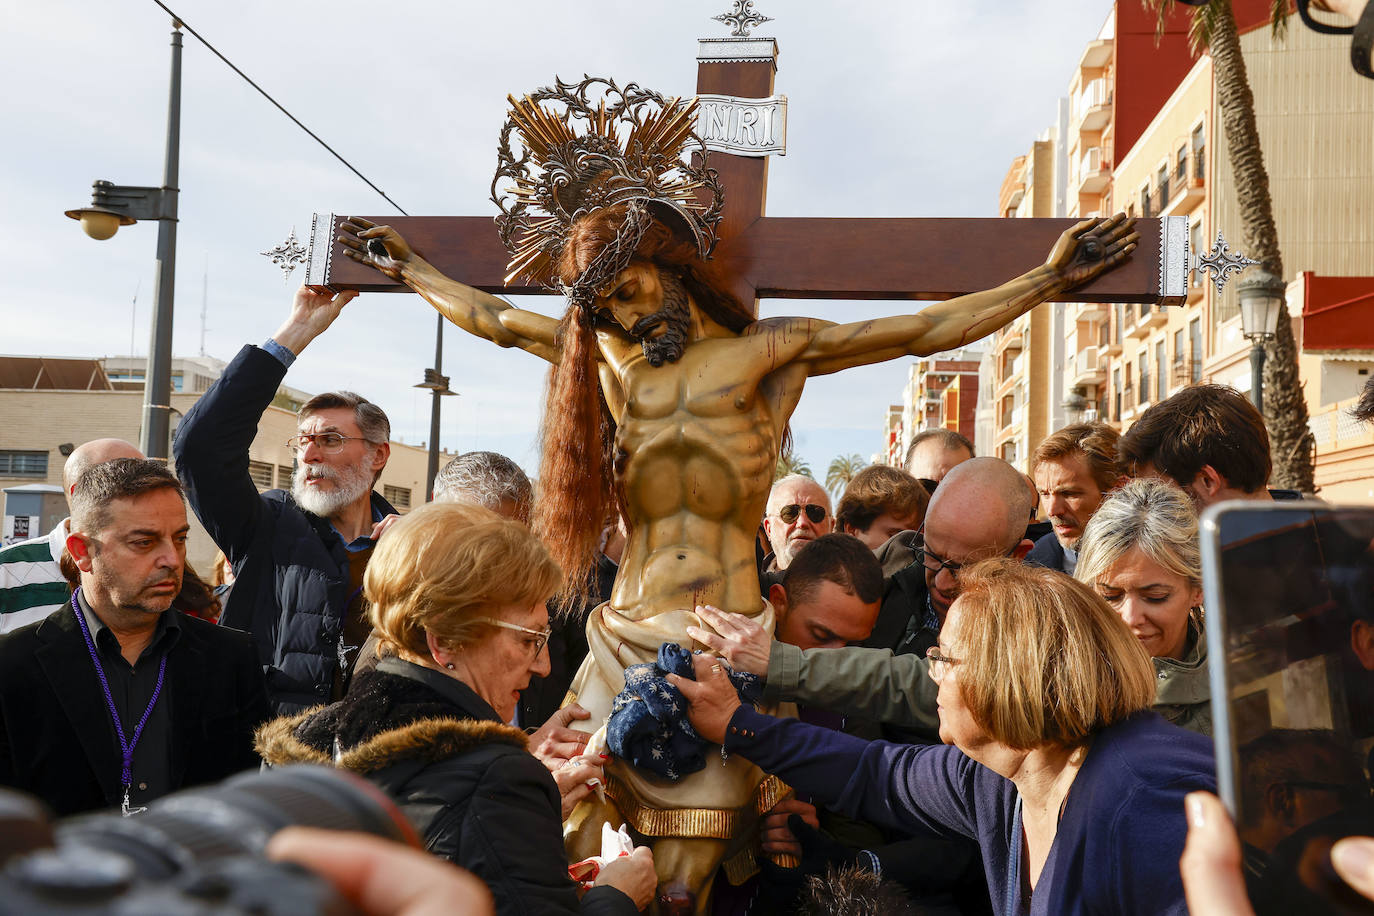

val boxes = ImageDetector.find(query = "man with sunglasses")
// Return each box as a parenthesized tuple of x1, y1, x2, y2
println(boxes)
(762, 476, 835, 576)
(174, 287, 401, 714)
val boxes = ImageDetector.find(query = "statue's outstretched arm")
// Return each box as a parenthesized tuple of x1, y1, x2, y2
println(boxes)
(797, 215, 1138, 377)
(338, 217, 561, 364)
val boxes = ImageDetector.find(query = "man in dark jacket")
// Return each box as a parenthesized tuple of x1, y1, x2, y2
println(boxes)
(1025, 421, 1124, 576)
(174, 287, 398, 713)
(0, 459, 269, 815)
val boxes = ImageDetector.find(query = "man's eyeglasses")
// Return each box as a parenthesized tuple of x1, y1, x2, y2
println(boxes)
(915, 526, 1017, 580)
(925, 646, 961, 679)
(477, 617, 552, 655)
(774, 504, 828, 525)
(285, 432, 376, 455)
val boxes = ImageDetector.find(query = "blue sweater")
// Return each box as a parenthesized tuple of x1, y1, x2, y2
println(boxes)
(724, 707, 1214, 916)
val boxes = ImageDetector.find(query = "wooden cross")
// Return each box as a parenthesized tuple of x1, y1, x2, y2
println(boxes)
(306, 30, 1181, 310)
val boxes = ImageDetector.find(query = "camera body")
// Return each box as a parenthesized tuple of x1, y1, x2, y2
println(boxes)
(0, 765, 418, 915)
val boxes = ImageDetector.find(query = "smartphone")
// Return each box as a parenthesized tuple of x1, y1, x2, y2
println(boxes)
(1201, 500, 1374, 914)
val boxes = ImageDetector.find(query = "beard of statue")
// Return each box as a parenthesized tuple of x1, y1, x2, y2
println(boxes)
(534, 204, 752, 607)
(636, 272, 691, 367)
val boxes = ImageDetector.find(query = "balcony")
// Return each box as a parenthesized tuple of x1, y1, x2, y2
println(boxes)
(1072, 346, 1106, 387)
(1171, 358, 1197, 388)
(998, 326, 1024, 351)
(1123, 385, 1136, 414)
(1078, 38, 1112, 72)
(1143, 303, 1169, 330)
(1078, 302, 1108, 323)
(1075, 78, 1111, 133)
(1077, 147, 1110, 195)
(1163, 153, 1206, 215)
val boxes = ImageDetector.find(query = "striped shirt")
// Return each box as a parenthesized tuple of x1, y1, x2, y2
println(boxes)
(0, 518, 71, 634)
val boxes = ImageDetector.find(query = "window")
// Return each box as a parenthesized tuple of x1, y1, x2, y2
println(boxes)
(383, 485, 412, 510)
(1155, 339, 1167, 402)
(1157, 163, 1170, 210)
(1176, 143, 1188, 180)
(1189, 318, 1203, 383)
(276, 464, 294, 488)
(1139, 353, 1151, 408)
(1191, 123, 1206, 179)
(1113, 367, 1122, 420)
(0, 450, 48, 477)
(1173, 329, 1185, 365)
(248, 460, 274, 490)
(1140, 185, 1151, 219)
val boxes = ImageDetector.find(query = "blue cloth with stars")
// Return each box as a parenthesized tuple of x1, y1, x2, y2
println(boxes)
(606, 642, 763, 781)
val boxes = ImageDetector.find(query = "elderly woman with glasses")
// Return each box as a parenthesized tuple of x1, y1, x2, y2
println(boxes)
(673, 559, 1214, 916)
(1073, 477, 1212, 735)
(257, 501, 655, 914)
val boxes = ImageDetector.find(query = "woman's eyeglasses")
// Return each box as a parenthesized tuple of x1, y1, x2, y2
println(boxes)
(477, 618, 552, 655)
(925, 646, 962, 679)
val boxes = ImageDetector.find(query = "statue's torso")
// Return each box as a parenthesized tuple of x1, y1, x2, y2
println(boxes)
(604, 334, 798, 620)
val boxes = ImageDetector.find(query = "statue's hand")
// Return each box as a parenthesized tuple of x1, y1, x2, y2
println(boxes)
(1045, 213, 1139, 289)
(338, 217, 414, 280)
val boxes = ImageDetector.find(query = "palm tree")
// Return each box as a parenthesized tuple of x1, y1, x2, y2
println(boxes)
(826, 453, 867, 498)
(1147, 0, 1315, 491)
(774, 452, 813, 481)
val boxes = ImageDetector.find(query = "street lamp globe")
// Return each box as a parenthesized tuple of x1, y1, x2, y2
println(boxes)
(1237, 268, 1285, 343)
(63, 204, 135, 241)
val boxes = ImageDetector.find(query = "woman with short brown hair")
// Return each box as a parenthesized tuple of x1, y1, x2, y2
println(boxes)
(258, 502, 654, 914)
(675, 559, 1214, 916)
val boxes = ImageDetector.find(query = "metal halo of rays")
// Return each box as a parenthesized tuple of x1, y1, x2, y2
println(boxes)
(261, 227, 308, 281)
(490, 75, 725, 300)
(713, 1, 773, 37)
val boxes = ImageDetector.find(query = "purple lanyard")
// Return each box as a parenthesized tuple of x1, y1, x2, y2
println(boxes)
(70, 589, 167, 815)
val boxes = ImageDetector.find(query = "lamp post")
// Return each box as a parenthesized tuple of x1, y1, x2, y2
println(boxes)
(1236, 269, 1285, 415)
(65, 21, 183, 459)
(414, 314, 457, 500)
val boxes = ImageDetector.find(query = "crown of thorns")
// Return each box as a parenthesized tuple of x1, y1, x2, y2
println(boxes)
(491, 76, 724, 307)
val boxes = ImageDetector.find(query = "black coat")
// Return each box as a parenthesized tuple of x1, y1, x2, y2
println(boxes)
(174, 344, 397, 713)
(257, 657, 635, 916)
(0, 605, 271, 816)
(1024, 530, 1069, 573)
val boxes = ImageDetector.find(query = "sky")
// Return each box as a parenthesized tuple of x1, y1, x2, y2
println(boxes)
(1, 0, 1114, 477)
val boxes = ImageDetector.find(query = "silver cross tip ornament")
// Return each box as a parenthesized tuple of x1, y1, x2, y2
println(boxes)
(261, 227, 308, 281)
(714, 1, 772, 37)
(1192, 231, 1261, 294)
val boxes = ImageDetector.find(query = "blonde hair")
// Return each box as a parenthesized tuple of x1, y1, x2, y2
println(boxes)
(365, 502, 562, 658)
(952, 559, 1155, 751)
(1074, 477, 1202, 592)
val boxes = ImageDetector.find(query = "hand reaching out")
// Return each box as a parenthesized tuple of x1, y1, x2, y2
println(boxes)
(686, 605, 772, 676)
(665, 653, 743, 746)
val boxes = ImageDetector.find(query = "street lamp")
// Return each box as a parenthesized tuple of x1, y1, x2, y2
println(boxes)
(414, 314, 457, 500)
(64, 21, 183, 459)
(1236, 268, 1285, 414)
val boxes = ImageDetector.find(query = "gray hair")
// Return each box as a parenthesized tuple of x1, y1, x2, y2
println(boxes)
(298, 391, 391, 444)
(70, 458, 184, 537)
(905, 428, 974, 468)
(1074, 477, 1202, 591)
(432, 451, 533, 522)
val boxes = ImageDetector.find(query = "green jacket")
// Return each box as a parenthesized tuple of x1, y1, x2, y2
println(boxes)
(761, 641, 940, 744)
(1153, 617, 1211, 736)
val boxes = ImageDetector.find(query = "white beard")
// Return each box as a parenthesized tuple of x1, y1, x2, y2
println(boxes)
(292, 459, 374, 519)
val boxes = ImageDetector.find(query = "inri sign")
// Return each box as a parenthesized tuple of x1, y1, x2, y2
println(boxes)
(695, 93, 788, 157)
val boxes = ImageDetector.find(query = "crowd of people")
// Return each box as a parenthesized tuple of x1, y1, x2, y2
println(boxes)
(0, 286, 1371, 915)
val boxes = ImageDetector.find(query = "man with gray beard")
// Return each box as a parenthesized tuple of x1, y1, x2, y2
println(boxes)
(174, 287, 399, 713)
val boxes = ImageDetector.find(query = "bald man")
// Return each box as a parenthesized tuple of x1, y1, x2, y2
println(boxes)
(0, 439, 143, 633)
(691, 457, 1035, 742)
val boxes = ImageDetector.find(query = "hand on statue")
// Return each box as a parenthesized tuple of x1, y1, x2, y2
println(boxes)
(338, 217, 415, 280)
(370, 514, 403, 541)
(272, 286, 358, 355)
(552, 753, 608, 820)
(760, 798, 820, 857)
(593, 846, 657, 911)
(686, 605, 771, 676)
(267, 827, 494, 916)
(1044, 213, 1139, 290)
(529, 704, 593, 769)
(666, 653, 742, 746)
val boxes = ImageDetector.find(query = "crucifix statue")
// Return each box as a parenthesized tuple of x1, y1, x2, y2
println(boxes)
(303, 12, 1200, 912)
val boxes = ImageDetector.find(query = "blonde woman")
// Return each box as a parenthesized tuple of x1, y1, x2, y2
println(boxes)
(674, 560, 1214, 916)
(1075, 477, 1211, 735)
(257, 502, 654, 914)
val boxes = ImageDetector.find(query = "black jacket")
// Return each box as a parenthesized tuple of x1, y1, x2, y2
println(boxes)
(174, 344, 396, 713)
(257, 657, 635, 916)
(0, 605, 270, 816)
(1024, 531, 1069, 573)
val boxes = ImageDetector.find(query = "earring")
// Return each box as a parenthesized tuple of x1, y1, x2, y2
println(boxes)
(445, 662, 456, 670)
